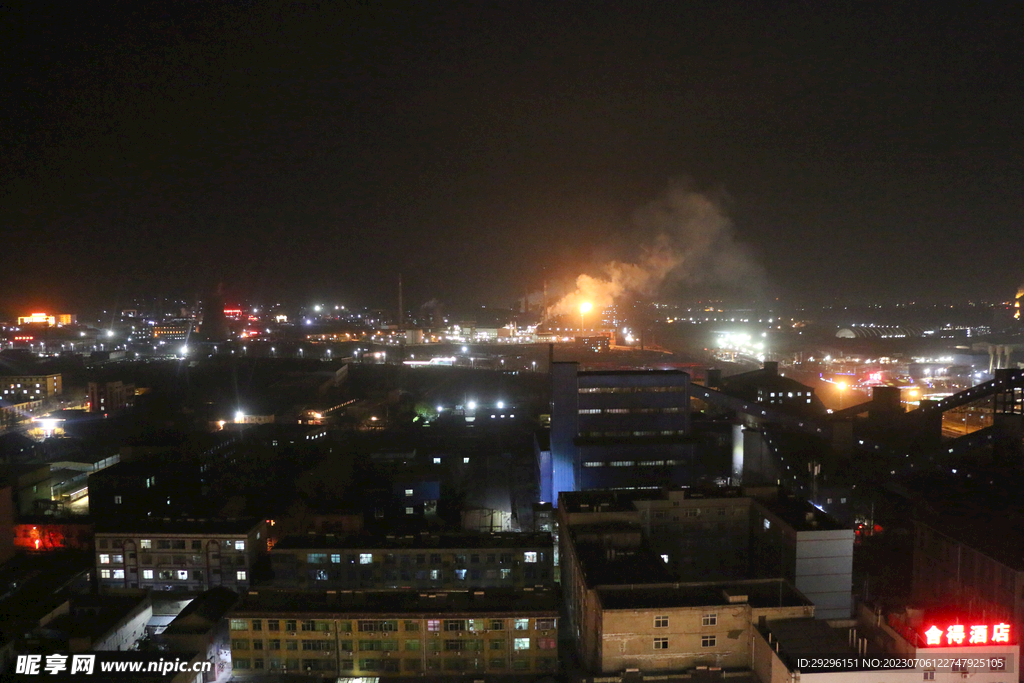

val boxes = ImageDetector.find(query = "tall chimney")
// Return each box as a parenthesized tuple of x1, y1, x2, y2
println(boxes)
(398, 273, 403, 329)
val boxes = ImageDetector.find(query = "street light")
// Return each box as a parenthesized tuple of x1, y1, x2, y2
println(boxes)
(836, 381, 847, 409)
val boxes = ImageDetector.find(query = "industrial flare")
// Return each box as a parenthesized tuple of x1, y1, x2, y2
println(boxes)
(545, 180, 763, 320)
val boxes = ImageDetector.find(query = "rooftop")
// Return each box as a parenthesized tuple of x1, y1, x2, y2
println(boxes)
(94, 517, 262, 536)
(598, 579, 813, 611)
(162, 587, 239, 635)
(232, 587, 560, 616)
(760, 617, 854, 664)
(571, 534, 675, 588)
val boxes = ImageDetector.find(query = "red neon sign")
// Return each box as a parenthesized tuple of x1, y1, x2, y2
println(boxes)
(923, 623, 1011, 646)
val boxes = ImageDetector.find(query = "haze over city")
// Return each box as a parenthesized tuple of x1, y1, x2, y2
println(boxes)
(2, 2, 1022, 316)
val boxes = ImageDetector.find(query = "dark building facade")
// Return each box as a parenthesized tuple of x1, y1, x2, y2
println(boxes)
(270, 532, 554, 591)
(544, 363, 692, 505)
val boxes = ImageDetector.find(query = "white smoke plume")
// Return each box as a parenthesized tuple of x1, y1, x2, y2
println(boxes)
(546, 180, 763, 318)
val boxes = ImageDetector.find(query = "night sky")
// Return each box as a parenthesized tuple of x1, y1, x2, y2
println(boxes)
(2, 2, 1022, 314)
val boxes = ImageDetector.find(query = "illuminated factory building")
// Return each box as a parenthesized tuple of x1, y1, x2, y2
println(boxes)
(16, 312, 76, 326)
(542, 362, 692, 506)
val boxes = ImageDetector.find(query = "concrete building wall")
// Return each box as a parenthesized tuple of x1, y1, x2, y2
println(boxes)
(794, 529, 854, 619)
(93, 601, 153, 652)
(597, 604, 752, 673)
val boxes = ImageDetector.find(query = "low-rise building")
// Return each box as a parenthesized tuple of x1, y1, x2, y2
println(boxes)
(94, 518, 267, 593)
(45, 592, 153, 653)
(559, 486, 853, 625)
(159, 587, 239, 681)
(753, 603, 1019, 683)
(226, 587, 559, 678)
(579, 580, 813, 678)
(87, 380, 135, 413)
(0, 373, 62, 403)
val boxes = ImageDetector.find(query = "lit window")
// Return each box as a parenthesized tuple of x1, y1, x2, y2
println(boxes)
(177, 570, 188, 580)
(331, 554, 341, 563)
(99, 554, 110, 564)
(405, 489, 413, 496)
(702, 635, 716, 647)
(433, 457, 441, 464)
(763, 519, 771, 530)
(112, 569, 125, 579)
(406, 507, 414, 514)
(463, 457, 470, 464)
(654, 616, 668, 628)
(114, 496, 122, 505)
(524, 552, 537, 563)
(360, 554, 373, 565)
(702, 613, 717, 626)
(100, 569, 111, 579)
(235, 540, 245, 551)
(514, 619, 529, 630)
(237, 570, 247, 581)
(143, 569, 153, 579)
(140, 539, 151, 549)
(514, 638, 530, 650)
(654, 637, 668, 650)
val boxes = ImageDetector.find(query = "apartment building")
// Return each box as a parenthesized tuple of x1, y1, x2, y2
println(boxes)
(95, 518, 266, 593)
(226, 588, 559, 678)
(0, 373, 62, 403)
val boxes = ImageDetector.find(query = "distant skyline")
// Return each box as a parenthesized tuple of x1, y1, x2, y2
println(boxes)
(2, 2, 1021, 314)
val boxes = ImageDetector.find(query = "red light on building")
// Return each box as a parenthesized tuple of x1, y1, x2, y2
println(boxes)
(923, 623, 1011, 646)
(868, 371, 883, 383)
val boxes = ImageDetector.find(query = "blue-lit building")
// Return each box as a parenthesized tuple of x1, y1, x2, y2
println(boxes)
(542, 362, 693, 505)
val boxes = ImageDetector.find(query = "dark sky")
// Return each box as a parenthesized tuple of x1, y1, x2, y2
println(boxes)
(2, 1, 1022, 314)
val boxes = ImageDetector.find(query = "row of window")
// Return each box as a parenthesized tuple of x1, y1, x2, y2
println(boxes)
(654, 614, 716, 628)
(651, 507, 739, 518)
(230, 618, 555, 633)
(232, 657, 555, 672)
(578, 407, 683, 414)
(233, 637, 555, 652)
(101, 568, 247, 581)
(578, 386, 685, 394)
(306, 551, 541, 565)
(654, 635, 716, 649)
(98, 538, 246, 551)
(582, 459, 686, 468)
(579, 430, 687, 438)
(307, 567, 524, 582)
